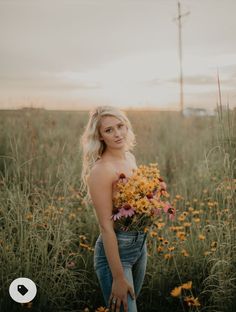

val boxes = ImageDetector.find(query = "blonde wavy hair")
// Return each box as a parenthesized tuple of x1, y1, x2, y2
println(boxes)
(80, 106, 136, 193)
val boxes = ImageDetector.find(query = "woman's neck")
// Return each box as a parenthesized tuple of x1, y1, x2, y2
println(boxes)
(103, 148, 127, 161)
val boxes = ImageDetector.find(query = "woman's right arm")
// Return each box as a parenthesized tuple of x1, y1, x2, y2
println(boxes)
(87, 165, 135, 311)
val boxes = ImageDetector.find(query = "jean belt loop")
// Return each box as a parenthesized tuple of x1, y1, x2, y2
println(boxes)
(140, 232, 147, 250)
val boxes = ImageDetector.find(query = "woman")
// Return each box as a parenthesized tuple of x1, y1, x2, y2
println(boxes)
(80, 106, 147, 312)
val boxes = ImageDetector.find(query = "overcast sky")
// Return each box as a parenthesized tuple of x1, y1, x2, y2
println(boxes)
(0, 0, 235, 111)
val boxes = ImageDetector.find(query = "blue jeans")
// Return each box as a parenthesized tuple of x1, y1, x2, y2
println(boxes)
(94, 229, 147, 312)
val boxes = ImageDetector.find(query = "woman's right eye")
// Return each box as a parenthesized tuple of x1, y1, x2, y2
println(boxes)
(105, 129, 112, 133)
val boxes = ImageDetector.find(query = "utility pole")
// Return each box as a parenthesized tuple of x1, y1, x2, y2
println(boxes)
(173, 1, 190, 115)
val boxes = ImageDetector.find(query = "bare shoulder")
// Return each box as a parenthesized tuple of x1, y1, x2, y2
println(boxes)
(87, 161, 116, 186)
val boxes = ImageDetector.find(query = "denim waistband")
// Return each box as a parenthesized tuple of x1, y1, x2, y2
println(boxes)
(96, 229, 147, 243)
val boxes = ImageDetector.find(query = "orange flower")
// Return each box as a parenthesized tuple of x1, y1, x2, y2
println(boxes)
(170, 286, 182, 297)
(181, 281, 192, 290)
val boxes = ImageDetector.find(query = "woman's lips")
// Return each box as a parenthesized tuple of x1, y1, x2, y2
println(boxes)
(115, 138, 123, 143)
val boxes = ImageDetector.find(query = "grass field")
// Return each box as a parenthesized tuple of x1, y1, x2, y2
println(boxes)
(0, 106, 235, 312)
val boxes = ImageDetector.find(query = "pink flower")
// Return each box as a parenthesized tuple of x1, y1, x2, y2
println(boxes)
(111, 211, 122, 221)
(163, 202, 176, 220)
(160, 181, 167, 190)
(120, 206, 135, 218)
(163, 202, 171, 212)
(66, 261, 76, 269)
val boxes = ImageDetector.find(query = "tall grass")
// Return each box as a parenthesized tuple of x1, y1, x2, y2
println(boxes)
(0, 104, 235, 311)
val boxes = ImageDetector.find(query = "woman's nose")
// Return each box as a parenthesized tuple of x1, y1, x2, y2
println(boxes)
(114, 128, 121, 137)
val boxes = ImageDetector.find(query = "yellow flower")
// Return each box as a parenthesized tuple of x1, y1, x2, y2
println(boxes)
(176, 231, 186, 241)
(181, 281, 192, 290)
(178, 214, 186, 222)
(170, 286, 182, 297)
(68, 213, 76, 220)
(157, 246, 164, 253)
(26, 213, 33, 222)
(164, 253, 172, 260)
(181, 249, 189, 257)
(198, 234, 205, 240)
(211, 241, 217, 248)
(21, 302, 33, 308)
(175, 194, 182, 200)
(95, 307, 109, 312)
(184, 296, 201, 307)
(183, 222, 191, 227)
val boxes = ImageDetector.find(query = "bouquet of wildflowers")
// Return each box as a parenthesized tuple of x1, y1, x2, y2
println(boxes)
(111, 163, 175, 232)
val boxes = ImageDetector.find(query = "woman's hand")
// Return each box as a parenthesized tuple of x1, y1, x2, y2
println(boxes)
(108, 276, 135, 312)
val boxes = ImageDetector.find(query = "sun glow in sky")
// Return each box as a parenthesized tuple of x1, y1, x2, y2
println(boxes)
(0, 0, 236, 111)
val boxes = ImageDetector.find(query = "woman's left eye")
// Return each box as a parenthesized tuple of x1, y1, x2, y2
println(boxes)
(118, 124, 124, 128)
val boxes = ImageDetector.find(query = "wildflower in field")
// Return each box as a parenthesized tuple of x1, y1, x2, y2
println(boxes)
(193, 217, 201, 223)
(211, 241, 217, 248)
(164, 253, 173, 260)
(181, 249, 189, 257)
(68, 213, 76, 220)
(150, 230, 158, 237)
(181, 281, 192, 290)
(79, 235, 87, 241)
(176, 231, 186, 241)
(154, 221, 165, 229)
(175, 194, 182, 200)
(95, 306, 109, 312)
(178, 214, 186, 222)
(183, 222, 191, 228)
(158, 236, 164, 242)
(157, 246, 164, 253)
(66, 261, 76, 269)
(26, 213, 33, 221)
(21, 301, 33, 308)
(204, 251, 211, 256)
(198, 234, 205, 240)
(79, 243, 94, 251)
(170, 286, 182, 297)
(184, 296, 201, 307)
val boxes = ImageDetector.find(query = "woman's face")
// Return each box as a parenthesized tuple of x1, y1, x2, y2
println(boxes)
(99, 116, 128, 149)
